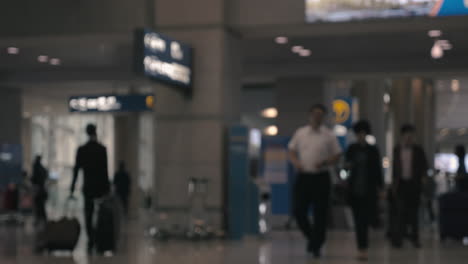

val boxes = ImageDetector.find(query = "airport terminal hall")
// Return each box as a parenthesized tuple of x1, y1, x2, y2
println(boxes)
(2, 0, 468, 263)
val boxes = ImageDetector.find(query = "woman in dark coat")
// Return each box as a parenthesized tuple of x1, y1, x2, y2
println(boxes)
(345, 120, 384, 261)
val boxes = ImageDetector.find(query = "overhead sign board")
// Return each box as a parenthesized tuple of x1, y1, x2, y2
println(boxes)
(69, 94, 155, 113)
(306, 0, 468, 23)
(135, 29, 193, 90)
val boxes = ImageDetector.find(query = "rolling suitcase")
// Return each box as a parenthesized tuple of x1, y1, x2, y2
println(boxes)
(95, 195, 120, 253)
(438, 192, 468, 241)
(38, 199, 81, 252)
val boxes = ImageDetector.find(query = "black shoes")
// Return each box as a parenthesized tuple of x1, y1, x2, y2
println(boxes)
(307, 241, 321, 259)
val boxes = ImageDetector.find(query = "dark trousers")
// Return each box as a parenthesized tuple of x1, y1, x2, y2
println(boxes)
(350, 196, 372, 250)
(294, 172, 331, 250)
(117, 193, 129, 215)
(34, 196, 47, 224)
(392, 182, 420, 245)
(84, 197, 96, 248)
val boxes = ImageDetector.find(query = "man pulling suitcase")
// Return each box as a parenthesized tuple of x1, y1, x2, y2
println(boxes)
(70, 124, 110, 254)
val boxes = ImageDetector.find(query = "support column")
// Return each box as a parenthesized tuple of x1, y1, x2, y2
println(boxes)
(0, 88, 22, 144)
(152, 0, 242, 228)
(275, 77, 325, 136)
(351, 80, 386, 152)
(391, 78, 435, 168)
(114, 114, 141, 218)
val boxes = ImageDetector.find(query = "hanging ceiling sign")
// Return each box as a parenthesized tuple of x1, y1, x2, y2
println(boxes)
(134, 29, 193, 91)
(69, 94, 155, 113)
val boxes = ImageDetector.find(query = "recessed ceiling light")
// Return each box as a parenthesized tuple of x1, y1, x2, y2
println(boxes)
(437, 40, 453, 51)
(428, 30, 442, 38)
(292, 46, 304, 53)
(431, 42, 444, 59)
(383, 93, 391, 104)
(7, 47, 19, 55)
(261, 107, 278, 118)
(275, 36, 288, 44)
(264, 125, 278, 136)
(38, 55, 49, 63)
(50, 58, 61, 66)
(299, 49, 311, 57)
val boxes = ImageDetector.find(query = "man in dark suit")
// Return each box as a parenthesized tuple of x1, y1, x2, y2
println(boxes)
(71, 124, 110, 253)
(391, 124, 428, 248)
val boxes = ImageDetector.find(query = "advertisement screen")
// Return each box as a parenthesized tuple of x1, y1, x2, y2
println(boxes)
(306, 0, 468, 23)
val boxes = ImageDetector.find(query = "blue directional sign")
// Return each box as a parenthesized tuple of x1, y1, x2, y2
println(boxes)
(69, 94, 155, 113)
(135, 29, 193, 90)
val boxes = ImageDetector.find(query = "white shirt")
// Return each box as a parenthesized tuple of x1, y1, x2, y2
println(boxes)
(401, 147, 412, 180)
(288, 125, 342, 173)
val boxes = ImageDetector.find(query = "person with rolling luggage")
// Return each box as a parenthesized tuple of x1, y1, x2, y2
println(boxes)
(70, 124, 110, 254)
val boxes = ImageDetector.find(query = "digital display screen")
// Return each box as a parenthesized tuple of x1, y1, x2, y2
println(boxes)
(306, 0, 468, 23)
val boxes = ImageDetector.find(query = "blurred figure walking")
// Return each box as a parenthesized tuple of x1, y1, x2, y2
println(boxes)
(391, 124, 428, 249)
(31, 156, 48, 225)
(345, 120, 384, 261)
(288, 104, 342, 258)
(113, 161, 131, 216)
(71, 124, 110, 254)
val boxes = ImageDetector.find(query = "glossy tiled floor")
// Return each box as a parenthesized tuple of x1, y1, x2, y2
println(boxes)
(1, 220, 468, 264)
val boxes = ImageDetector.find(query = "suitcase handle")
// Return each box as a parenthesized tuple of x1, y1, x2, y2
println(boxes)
(63, 196, 79, 218)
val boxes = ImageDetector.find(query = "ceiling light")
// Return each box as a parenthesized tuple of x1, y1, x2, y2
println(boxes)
(38, 55, 49, 63)
(428, 30, 442, 38)
(7, 47, 19, 55)
(299, 49, 312, 57)
(292, 46, 304, 53)
(437, 40, 453, 50)
(431, 42, 444, 59)
(50, 58, 61, 66)
(261, 107, 278, 118)
(275, 36, 288, 44)
(383, 93, 391, 104)
(264, 126, 278, 136)
(452, 79, 460, 92)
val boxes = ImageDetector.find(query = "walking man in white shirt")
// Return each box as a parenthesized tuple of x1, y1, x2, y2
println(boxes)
(288, 104, 342, 258)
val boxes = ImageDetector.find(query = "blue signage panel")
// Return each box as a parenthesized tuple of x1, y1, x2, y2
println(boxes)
(135, 29, 193, 90)
(228, 125, 249, 240)
(260, 136, 295, 216)
(69, 94, 154, 113)
(0, 144, 22, 189)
